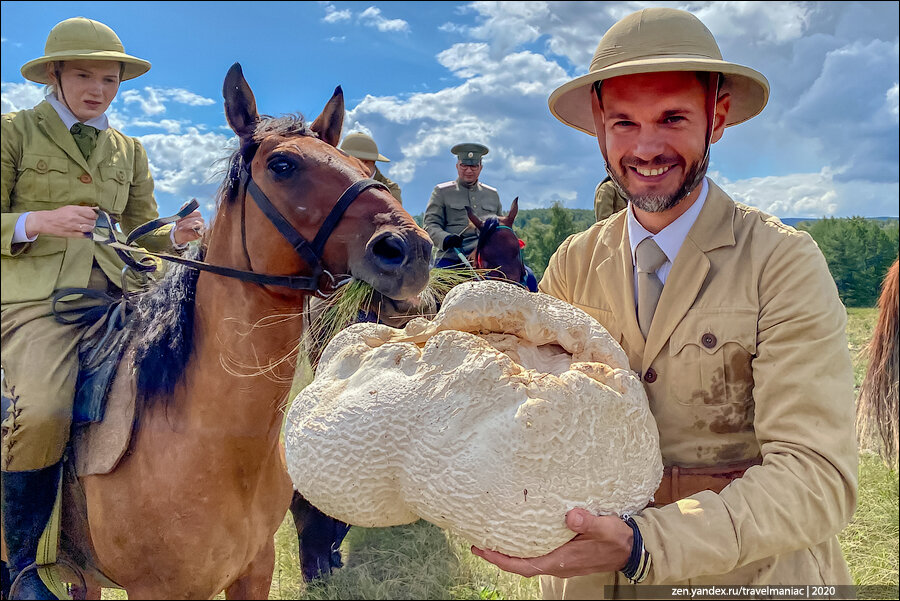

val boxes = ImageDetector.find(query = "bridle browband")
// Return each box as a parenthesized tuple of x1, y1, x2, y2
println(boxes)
(92, 159, 388, 297)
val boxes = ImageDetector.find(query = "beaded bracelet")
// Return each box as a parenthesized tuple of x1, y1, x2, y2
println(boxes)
(620, 514, 652, 584)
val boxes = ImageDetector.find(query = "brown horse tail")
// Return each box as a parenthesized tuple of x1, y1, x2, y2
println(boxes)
(856, 257, 899, 468)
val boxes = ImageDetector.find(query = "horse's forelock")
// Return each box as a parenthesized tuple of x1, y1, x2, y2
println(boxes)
(216, 114, 313, 209)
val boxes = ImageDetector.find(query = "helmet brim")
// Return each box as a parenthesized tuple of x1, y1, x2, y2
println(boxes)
(548, 57, 769, 135)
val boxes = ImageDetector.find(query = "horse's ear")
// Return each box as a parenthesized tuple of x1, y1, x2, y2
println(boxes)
(311, 86, 344, 147)
(502, 197, 519, 226)
(223, 63, 259, 147)
(466, 206, 483, 230)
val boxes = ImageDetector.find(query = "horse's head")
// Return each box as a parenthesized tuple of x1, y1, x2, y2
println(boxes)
(218, 63, 432, 303)
(467, 197, 526, 286)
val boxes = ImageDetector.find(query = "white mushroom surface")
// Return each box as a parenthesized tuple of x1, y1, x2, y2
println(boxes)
(284, 280, 662, 557)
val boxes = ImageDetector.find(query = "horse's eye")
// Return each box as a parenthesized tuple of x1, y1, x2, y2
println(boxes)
(268, 158, 295, 176)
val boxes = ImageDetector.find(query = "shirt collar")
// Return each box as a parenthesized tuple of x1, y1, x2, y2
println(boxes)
(627, 177, 709, 267)
(46, 93, 109, 131)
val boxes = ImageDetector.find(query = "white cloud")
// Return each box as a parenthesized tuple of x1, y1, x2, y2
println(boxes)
(716, 168, 900, 219)
(121, 87, 214, 116)
(130, 118, 186, 134)
(322, 1, 351, 23)
(0, 81, 45, 113)
(138, 128, 235, 213)
(358, 6, 409, 33)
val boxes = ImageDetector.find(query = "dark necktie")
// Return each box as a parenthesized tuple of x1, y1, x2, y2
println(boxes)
(635, 237, 668, 338)
(70, 122, 99, 160)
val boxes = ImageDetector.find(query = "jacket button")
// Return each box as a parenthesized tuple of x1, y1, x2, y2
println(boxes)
(643, 368, 658, 383)
(79, 174, 93, 184)
(37, 160, 48, 171)
(702, 333, 717, 348)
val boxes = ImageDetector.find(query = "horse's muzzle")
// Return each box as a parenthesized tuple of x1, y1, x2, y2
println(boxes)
(360, 229, 432, 300)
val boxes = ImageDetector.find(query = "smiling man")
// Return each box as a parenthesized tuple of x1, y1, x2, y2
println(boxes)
(472, 7, 857, 598)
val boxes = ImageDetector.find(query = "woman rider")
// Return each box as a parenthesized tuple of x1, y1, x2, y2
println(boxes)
(1, 17, 204, 599)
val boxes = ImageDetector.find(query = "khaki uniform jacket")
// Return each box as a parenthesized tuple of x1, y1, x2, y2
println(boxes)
(539, 181, 856, 596)
(2, 101, 172, 305)
(424, 178, 502, 262)
(373, 166, 402, 205)
(594, 177, 628, 222)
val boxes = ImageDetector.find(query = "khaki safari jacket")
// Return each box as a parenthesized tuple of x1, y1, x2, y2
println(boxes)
(594, 177, 628, 223)
(424, 179, 501, 262)
(2, 101, 172, 305)
(539, 180, 856, 597)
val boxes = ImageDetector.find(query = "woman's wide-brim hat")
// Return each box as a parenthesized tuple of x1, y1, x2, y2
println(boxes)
(340, 132, 390, 162)
(548, 7, 769, 136)
(21, 17, 151, 85)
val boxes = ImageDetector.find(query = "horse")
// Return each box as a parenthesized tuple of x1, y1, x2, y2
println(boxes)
(464, 198, 537, 292)
(6, 63, 433, 599)
(288, 197, 536, 582)
(856, 257, 899, 468)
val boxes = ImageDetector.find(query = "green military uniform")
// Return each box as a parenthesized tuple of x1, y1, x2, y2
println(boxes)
(594, 176, 628, 222)
(1, 100, 172, 471)
(373, 165, 402, 205)
(424, 179, 502, 263)
(424, 143, 502, 263)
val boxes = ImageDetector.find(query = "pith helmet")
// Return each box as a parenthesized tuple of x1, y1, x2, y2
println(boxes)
(548, 7, 769, 135)
(21, 17, 151, 84)
(340, 132, 390, 162)
(451, 143, 489, 166)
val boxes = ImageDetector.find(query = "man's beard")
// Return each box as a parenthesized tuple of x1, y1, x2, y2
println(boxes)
(609, 152, 709, 213)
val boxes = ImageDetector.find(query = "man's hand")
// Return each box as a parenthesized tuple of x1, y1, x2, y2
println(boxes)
(471, 508, 633, 578)
(443, 234, 463, 250)
(172, 201, 205, 245)
(25, 205, 99, 238)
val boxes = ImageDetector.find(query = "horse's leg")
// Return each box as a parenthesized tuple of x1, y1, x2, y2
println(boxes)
(224, 537, 275, 600)
(290, 490, 349, 582)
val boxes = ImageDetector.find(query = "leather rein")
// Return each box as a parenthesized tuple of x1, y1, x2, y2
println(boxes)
(94, 163, 388, 297)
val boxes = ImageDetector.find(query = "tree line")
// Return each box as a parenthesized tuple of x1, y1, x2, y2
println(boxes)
(416, 207, 898, 308)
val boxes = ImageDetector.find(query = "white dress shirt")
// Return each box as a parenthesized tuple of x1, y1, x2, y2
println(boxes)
(626, 177, 709, 306)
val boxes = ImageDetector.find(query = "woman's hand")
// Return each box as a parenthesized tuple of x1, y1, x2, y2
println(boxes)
(172, 203, 205, 245)
(471, 508, 634, 578)
(25, 205, 99, 238)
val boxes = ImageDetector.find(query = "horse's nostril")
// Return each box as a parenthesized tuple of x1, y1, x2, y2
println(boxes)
(371, 234, 408, 267)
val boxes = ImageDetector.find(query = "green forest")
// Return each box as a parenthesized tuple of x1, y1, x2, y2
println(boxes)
(416, 208, 899, 308)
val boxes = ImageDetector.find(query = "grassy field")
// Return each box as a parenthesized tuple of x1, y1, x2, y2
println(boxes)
(101, 308, 898, 599)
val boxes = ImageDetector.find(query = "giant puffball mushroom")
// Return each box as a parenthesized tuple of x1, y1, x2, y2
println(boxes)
(284, 280, 663, 558)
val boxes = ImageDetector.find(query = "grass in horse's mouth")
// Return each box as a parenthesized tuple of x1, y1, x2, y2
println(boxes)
(303, 267, 483, 357)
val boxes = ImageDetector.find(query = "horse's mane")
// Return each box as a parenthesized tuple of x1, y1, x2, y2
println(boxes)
(856, 257, 899, 468)
(132, 243, 203, 398)
(132, 113, 313, 400)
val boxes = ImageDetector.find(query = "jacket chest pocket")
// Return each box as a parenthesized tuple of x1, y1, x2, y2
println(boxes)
(444, 197, 473, 233)
(98, 165, 132, 213)
(17, 155, 70, 204)
(667, 310, 757, 407)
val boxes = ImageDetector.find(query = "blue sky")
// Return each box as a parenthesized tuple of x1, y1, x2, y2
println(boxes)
(2, 1, 898, 220)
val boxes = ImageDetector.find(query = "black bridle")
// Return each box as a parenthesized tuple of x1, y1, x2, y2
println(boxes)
(96, 163, 388, 297)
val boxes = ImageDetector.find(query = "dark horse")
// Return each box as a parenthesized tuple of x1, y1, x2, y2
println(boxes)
(464, 198, 537, 292)
(2, 64, 432, 599)
(289, 197, 536, 582)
